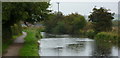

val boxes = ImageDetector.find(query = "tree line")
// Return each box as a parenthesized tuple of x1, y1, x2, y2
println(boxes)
(43, 7, 115, 36)
(2, 2, 115, 42)
(43, 12, 86, 35)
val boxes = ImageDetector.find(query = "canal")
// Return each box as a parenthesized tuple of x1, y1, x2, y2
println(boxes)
(39, 32, 119, 57)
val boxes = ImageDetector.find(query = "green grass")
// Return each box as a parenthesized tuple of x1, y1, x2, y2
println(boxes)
(19, 27, 42, 56)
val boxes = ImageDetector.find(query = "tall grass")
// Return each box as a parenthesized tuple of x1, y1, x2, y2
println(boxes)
(19, 27, 42, 56)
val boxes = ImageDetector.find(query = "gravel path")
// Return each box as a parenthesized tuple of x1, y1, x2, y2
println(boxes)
(3, 32, 27, 56)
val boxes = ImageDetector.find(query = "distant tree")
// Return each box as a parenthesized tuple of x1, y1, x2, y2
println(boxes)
(44, 12, 86, 35)
(52, 22, 66, 34)
(89, 7, 114, 32)
(44, 12, 65, 33)
(65, 13, 86, 34)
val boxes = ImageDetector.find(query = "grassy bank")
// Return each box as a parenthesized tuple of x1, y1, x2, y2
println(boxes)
(95, 32, 119, 45)
(19, 27, 42, 56)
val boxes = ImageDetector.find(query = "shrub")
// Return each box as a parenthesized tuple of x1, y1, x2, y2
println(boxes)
(79, 29, 95, 38)
(79, 30, 86, 38)
(11, 23, 22, 36)
(86, 29, 95, 38)
(52, 22, 67, 34)
(95, 32, 118, 44)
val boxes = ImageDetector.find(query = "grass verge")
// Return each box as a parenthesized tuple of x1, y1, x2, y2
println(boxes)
(19, 27, 42, 56)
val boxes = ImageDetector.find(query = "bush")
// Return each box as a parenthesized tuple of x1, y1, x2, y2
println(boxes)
(86, 29, 95, 38)
(79, 29, 95, 38)
(52, 22, 67, 34)
(95, 32, 118, 44)
(44, 13, 87, 35)
(79, 30, 86, 38)
(11, 23, 22, 36)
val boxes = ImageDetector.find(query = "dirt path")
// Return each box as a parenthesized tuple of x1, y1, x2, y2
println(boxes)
(3, 32, 27, 56)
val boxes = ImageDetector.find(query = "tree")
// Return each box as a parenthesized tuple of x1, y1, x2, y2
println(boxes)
(2, 2, 50, 41)
(52, 22, 66, 34)
(44, 12, 65, 33)
(65, 13, 86, 34)
(44, 12, 86, 35)
(89, 7, 114, 33)
(2, 2, 50, 25)
(24, 2, 50, 24)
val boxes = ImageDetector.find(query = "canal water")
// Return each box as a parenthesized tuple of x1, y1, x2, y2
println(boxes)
(39, 32, 119, 57)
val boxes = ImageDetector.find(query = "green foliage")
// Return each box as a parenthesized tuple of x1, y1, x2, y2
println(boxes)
(95, 32, 118, 44)
(36, 28, 43, 39)
(11, 23, 22, 36)
(2, 2, 50, 25)
(79, 30, 86, 38)
(52, 22, 67, 34)
(82, 22, 93, 31)
(44, 12, 65, 33)
(65, 13, 86, 34)
(86, 29, 95, 38)
(39, 27, 45, 32)
(2, 2, 50, 39)
(89, 7, 114, 32)
(2, 2, 50, 53)
(2, 22, 22, 41)
(79, 29, 95, 38)
(20, 27, 42, 56)
(78, 21, 95, 38)
(44, 12, 87, 35)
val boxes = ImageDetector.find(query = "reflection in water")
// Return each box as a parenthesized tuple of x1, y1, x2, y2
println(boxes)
(67, 43, 85, 53)
(39, 32, 118, 56)
(39, 38, 94, 56)
(93, 41, 112, 56)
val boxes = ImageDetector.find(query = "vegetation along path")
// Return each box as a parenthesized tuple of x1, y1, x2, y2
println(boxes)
(3, 32, 27, 56)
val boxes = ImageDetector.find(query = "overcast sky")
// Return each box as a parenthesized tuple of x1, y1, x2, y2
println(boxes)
(48, 0, 119, 15)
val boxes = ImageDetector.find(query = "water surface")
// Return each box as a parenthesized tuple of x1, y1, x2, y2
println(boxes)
(39, 32, 118, 56)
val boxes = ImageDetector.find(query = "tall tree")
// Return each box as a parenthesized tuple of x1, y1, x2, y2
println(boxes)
(89, 7, 114, 32)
